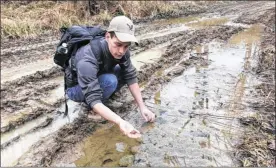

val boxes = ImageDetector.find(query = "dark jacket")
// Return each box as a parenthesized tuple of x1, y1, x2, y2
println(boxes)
(66, 37, 137, 108)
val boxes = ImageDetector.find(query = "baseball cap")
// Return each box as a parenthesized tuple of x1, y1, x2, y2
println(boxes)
(107, 16, 138, 44)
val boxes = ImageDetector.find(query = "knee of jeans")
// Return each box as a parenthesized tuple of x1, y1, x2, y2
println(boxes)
(107, 74, 118, 90)
(66, 86, 84, 102)
(99, 74, 118, 90)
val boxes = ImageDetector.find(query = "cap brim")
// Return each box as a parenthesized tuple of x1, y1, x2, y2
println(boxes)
(115, 32, 139, 45)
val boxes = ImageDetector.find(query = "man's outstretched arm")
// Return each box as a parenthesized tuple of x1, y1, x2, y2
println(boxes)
(118, 51, 155, 122)
(128, 82, 156, 122)
(93, 103, 141, 138)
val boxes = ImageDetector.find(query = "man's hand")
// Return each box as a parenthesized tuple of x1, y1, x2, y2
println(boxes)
(128, 83, 156, 122)
(118, 119, 141, 138)
(140, 107, 156, 122)
(93, 103, 141, 138)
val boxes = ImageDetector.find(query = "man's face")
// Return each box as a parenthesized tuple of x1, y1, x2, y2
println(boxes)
(105, 32, 131, 59)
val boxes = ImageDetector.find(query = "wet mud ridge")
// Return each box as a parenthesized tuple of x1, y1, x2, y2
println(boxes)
(1, 1, 275, 167)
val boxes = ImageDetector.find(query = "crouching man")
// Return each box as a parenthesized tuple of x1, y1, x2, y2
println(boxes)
(66, 16, 155, 138)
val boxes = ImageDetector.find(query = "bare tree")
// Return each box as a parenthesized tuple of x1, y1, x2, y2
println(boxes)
(88, 0, 100, 15)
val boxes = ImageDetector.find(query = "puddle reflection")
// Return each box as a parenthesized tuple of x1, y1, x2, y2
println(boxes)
(74, 125, 140, 167)
(192, 44, 210, 111)
(186, 17, 229, 28)
(152, 16, 200, 25)
(154, 91, 161, 105)
(228, 24, 262, 46)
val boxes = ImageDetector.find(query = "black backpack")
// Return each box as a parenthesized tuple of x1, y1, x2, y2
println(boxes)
(54, 25, 106, 116)
(54, 25, 106, 68)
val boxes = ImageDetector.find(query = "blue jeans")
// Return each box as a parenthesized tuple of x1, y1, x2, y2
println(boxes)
(66, 65, 125, 104)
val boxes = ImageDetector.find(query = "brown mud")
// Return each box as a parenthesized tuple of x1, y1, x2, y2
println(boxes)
(15, 25, 242, 166)
(1, 1, 275, 167)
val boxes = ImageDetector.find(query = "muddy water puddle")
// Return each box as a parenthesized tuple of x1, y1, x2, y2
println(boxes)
(137, 16, 198, 40)
(186, 17, 229, 28)
(229, 24, 262, 46)
(131, 43, 168, 70)
(134, 47, 243, 166)
(152, 16, 200, 25)
(74, 125, 141, 167)
(52, 25, 263, 167)
(130, 27, 261, 167)
(52, 24, 262, 167)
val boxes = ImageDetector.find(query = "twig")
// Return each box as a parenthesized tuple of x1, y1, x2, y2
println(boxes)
(183, 157, 187, 167)
(137, 60, 148, 64)
(264, 90, 272, 103)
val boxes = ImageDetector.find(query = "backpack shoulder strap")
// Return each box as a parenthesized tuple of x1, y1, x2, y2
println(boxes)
(70, 26, 106, 70)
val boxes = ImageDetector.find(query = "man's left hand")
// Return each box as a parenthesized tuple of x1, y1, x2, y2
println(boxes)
(140, 107, 155, 122)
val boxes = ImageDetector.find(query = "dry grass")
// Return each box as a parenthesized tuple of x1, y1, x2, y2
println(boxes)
(256, 47, 275, 75)
(1, 1, 196, 38)
(1, 1, 95, 38)
(236, 13, 275, 166)
(237, 122, 275, 167)
(237, 59, 275, 167)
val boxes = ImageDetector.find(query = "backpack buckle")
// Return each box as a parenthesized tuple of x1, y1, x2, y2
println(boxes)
(60, 27, 67, 33)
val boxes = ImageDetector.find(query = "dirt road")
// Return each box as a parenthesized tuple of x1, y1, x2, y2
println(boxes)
(1, 1, 275, 167)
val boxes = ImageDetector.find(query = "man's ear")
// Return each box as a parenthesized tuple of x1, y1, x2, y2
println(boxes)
(105, 32, 110, 39)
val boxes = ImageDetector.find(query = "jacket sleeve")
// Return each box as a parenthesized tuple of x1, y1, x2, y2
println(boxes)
(75, 45, 103, 108)
(120, 51, 138, 85)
